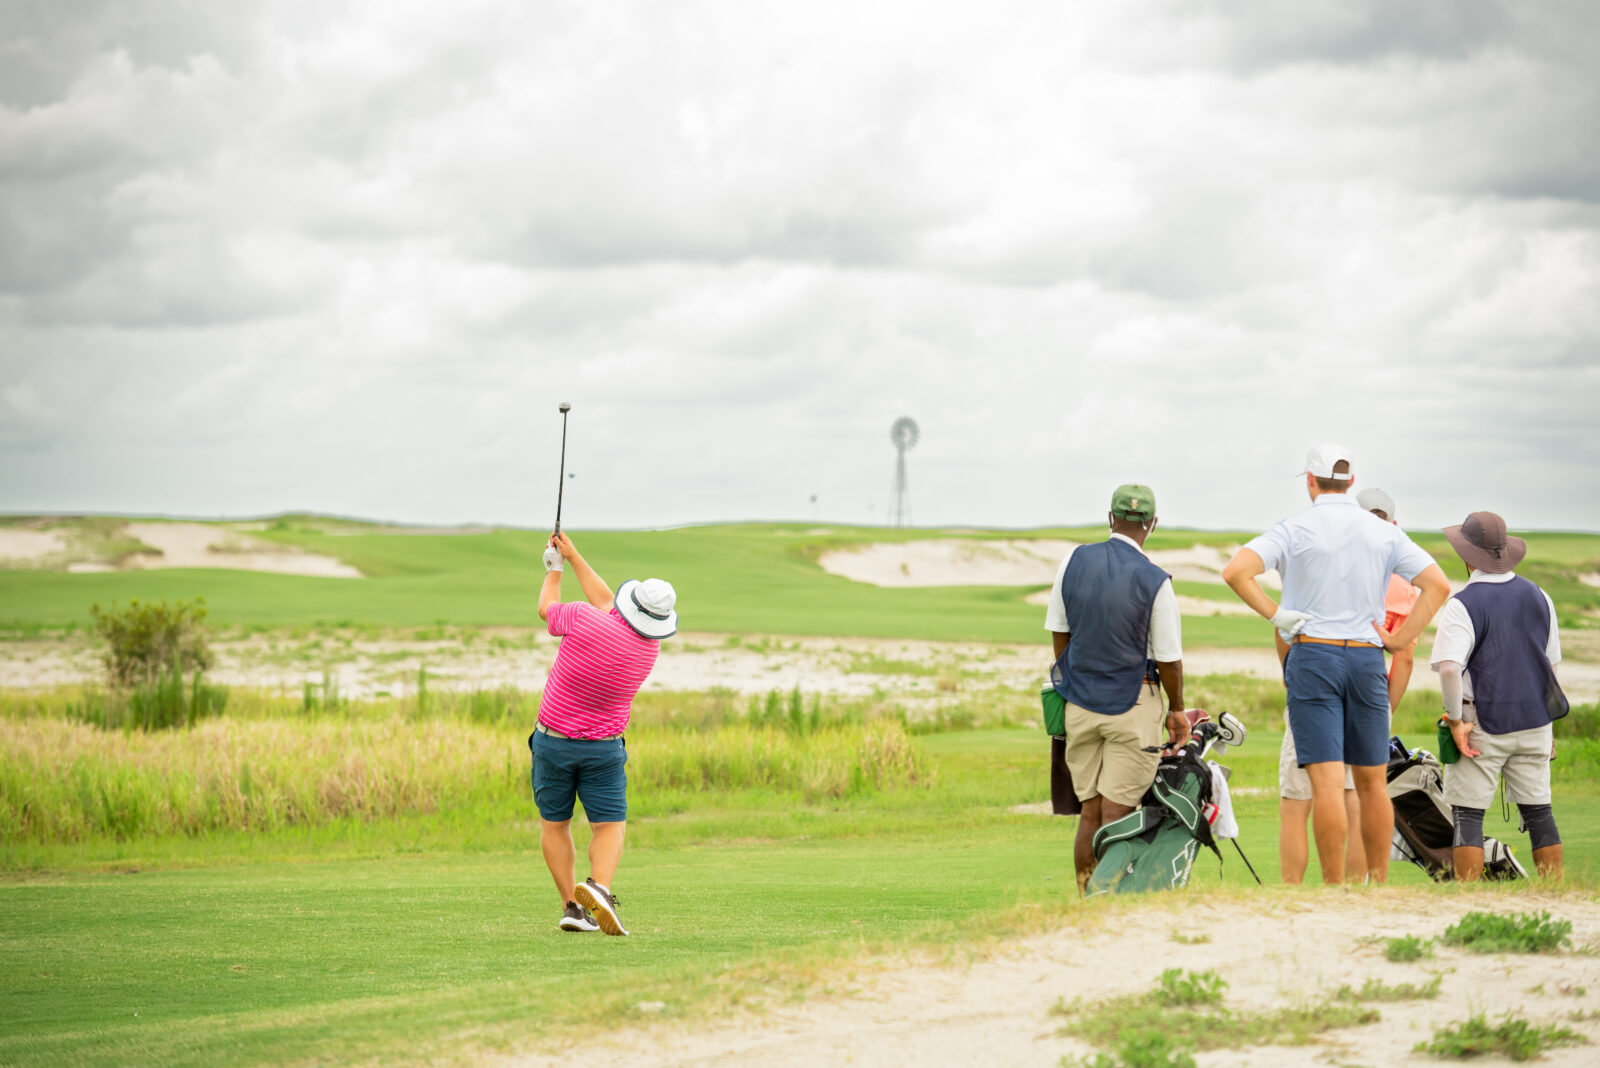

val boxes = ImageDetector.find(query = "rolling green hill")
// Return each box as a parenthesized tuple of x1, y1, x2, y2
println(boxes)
(3, 518, 1596, 645)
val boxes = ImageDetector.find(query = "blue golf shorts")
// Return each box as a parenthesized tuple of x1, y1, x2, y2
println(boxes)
(1284, 642, 1390, 768)
(528, 730, 629, 823)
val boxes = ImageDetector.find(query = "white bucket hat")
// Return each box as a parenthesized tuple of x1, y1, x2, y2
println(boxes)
(616, 578, 677, 639)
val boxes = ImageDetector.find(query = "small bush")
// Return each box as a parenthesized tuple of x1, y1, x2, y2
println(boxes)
(1385, 935, 1433, 962)
(1417, 1013, 1585, 1061)
(1156, 969, 1226, 1007)
(1335, 975, 1442, 1002)
(1064, 1028, 1196, 1068)
(90, 599, 213, 688)
(1442, 911, 1571, 954)
(1169, 931, 1211, 945)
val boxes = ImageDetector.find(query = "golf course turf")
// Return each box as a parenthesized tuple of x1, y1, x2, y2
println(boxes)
(3, 518, 1599, 1066)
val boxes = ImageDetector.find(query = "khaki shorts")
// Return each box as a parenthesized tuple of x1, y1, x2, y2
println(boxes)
(1278, 708, 1354, 801)
(1443, 710, 1553, 809)
(1064, 685, 1163, 808)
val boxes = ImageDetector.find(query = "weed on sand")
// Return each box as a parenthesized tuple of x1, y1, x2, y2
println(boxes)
(1385, 934, 1435, 962)
(1052, 968, 1378, 1055)
(1442, 910, 1573, 954)
(1335, 974, 1443, 1002)
(1417, 1013, 1586, 1061)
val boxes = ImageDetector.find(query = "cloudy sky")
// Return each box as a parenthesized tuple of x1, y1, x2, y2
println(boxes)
(3, 0, 1597, 533)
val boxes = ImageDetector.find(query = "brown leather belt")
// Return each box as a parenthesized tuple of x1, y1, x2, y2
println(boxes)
(1291, 635, 1378, 647)
(535, 722, 622, 742)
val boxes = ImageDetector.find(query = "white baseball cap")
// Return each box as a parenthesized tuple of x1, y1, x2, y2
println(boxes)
(615, 578, 677, 639)
(1299, 444, 1352, 480)
(1356, 488, 1396, 521)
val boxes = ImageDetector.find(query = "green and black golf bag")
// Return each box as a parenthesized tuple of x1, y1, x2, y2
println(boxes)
(1086, 750, 1222, 896)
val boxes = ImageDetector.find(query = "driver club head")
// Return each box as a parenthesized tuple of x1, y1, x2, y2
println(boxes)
(558, 401, 571, 413)
(1216, 711, 1246, 748)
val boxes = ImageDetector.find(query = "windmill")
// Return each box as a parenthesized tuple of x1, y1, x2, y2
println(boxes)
(888, 416, 919, 527)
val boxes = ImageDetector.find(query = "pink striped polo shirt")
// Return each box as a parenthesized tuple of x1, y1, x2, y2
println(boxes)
(538, 602, 659, 738)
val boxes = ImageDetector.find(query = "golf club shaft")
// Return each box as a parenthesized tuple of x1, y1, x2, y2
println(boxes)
(554, 409, 569, 537)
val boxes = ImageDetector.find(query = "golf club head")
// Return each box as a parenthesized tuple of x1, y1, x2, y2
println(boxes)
(1216, 711, 1246, 748)
(558, 401, 571, 413)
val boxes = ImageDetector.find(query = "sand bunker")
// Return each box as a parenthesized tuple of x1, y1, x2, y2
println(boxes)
(119, 523, 362, 578)
(0, 528, 68, 566)
(820, 539, 1280, 590)
(1, 520, 362, 578)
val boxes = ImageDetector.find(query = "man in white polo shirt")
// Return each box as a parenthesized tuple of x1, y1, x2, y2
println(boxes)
(1223, 445, 1450, 885)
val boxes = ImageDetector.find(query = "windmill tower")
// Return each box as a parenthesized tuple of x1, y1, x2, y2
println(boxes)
(888, 416, 919, 527)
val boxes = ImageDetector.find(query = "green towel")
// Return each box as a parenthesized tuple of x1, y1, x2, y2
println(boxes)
(1436, 716, 1461, 764)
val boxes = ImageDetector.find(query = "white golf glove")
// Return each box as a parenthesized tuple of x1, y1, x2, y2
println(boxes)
(1271, 607, 1313, 642)
(542, 546, 563, 572)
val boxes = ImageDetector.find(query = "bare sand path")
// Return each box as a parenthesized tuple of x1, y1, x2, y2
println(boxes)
(6, 632, 1600, 704)
(504, 892, 1600, 1067)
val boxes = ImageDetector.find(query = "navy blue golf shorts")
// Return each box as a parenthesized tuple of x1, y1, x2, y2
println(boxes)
(1284, 642, 1389, 768)
(528, 730, 628, 823)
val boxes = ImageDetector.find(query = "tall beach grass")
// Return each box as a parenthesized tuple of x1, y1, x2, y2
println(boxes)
(0, 686, 933, 844)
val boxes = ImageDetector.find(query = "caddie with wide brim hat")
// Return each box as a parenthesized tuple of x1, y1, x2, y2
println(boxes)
(530, 530, 679, 935)
(1431, 510, 1565, 881)
(1443, 510, 1527, 575)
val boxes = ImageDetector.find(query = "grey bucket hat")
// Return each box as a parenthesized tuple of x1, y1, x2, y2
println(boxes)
(1443, 511, 1526, 575)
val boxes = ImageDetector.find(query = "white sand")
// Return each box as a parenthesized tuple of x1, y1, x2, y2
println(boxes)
(820, 539, 1280, 590)
(0, 528, 67, 564)
(504, 893, 1600, 1068)
(121, 522, 362, 578)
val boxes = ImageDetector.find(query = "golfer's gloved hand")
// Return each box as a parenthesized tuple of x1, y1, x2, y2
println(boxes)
(1270, 607, 1313, 642)
(542, 545, 564, 572)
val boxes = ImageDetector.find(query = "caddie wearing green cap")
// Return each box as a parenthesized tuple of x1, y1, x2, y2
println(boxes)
(1045, 483, 1190, 892)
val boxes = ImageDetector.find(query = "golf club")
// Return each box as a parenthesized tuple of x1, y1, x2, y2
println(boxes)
(554, 402, 571, 538)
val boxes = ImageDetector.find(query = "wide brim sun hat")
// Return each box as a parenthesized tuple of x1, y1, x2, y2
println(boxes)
(1442, 511, 1526, 575)
(615, 578, 678, 639)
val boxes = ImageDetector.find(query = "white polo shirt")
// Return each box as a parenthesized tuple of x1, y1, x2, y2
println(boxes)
(1429, 570, 1561, 702)
(1244, 493, 1436, 644)
(1043, 534, 1183, 661)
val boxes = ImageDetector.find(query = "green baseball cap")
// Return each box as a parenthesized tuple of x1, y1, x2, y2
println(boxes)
(1111, 483, 1156, 522)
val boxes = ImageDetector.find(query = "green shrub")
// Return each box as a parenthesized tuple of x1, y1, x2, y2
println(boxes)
(1156, 969, 1226, 1006)
(1064, 1029, 1197, 1068)
(1335, 975, 1442, 1002)
(1385, 935, 1432, 962)
(1442, 911, 1571, 954)
(1416, 1013, 1585, 1061)
(90, 598, 213, 687)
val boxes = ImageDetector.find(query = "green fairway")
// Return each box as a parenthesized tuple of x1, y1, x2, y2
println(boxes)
(4, 723, 1597, 1068)
(5, 518, 1597, 644)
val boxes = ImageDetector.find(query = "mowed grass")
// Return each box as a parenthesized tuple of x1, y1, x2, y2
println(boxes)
(5, 720, 1600, 1068)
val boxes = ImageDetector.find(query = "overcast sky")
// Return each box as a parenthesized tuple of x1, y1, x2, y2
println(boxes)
(3, 1, 1597, 533)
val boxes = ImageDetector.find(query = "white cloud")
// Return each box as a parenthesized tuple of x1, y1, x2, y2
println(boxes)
(1, 1, 1597, 532)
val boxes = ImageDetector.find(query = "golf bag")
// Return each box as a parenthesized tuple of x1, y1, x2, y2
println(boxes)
(1386, 738, 1526, 881)
(1085, 711, 1249, 896)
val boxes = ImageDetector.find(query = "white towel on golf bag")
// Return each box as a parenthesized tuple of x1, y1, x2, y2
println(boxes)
(1204, 761, 1239, 839)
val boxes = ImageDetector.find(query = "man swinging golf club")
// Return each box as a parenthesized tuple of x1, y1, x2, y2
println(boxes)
(533, 532, 677, 934)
